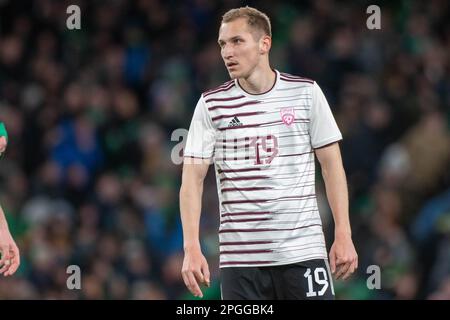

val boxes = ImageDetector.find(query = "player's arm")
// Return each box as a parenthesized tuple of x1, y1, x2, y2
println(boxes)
(0, 122, 8, 155)
(0, 205, 20, 276)
(0, 122, 20, 276)
(315, 142, 357, 280)
(179, 158, 211, 298)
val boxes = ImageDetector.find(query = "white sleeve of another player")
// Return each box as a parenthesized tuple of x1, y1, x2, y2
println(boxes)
(309, 82, 343, 149)
(184, 95, 217, 159)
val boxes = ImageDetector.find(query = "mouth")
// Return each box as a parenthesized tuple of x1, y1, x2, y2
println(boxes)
(226, 62, 238, 69)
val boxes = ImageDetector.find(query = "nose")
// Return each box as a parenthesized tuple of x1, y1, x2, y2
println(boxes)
(222, 43, 233, 60)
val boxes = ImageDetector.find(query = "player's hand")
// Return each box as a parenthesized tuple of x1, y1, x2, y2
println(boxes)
(0, 136, 7, 155)
(329, 232, 358, 280)
(181, 247, 210, 298)
(0, 227, 20, 276)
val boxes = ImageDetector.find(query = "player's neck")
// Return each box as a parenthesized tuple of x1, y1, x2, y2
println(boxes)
(238, 66, 276, 95)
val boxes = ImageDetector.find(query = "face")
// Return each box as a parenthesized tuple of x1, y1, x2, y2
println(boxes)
(218, 18, 267, 79)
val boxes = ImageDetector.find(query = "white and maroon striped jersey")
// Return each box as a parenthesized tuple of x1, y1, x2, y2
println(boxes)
(184, 69, 342, 268)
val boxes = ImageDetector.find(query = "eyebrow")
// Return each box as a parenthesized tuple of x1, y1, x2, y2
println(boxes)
(217, 36, 243, 45)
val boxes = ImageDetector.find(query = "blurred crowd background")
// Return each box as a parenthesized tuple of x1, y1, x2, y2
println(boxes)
(0, 0, 449, 299)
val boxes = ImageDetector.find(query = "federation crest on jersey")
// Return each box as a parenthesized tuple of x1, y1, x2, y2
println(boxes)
(280, 107, 295, 126)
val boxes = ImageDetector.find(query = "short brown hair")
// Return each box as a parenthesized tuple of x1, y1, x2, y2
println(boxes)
(221, 6, 272, 38)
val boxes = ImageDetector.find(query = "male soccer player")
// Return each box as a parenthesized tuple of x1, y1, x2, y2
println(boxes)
(0, 122, 20, 276)
(180, 7, 357, 299)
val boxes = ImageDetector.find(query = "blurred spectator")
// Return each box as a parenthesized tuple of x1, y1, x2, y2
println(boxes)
(0, 0, 449, 299)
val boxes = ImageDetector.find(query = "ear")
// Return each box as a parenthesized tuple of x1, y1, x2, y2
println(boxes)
(259, 35, 271, 55)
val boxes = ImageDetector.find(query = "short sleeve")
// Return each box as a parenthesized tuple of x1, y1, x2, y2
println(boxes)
(184, 95, 217, 159)
(309, 82, 342, 148)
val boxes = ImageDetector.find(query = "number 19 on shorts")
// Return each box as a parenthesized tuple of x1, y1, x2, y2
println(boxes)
(304, 267, 333, 297)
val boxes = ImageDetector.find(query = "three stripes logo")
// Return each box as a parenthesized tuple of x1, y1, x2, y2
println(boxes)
(228, 116, 243, 127)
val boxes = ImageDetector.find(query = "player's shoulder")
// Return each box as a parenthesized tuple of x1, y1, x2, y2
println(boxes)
(279, 72, 315, 87)
(201, 79, 236, 100)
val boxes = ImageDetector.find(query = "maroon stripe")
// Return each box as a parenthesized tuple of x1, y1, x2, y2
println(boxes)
(216, 143, 252, 149)
(221, 187, 273, 193)
(218, 119, 310, 131)
(278, 133, 310, 139)
(218, 119, 281, 131)
(280, 73, 314, 82)
(222, 199, 265, 205)
(208, 100, 260, 111)
(220, 260, 275, 265)
(268, 195, 317, 202)
(220, 249, 273, 254)
(220, 134, 272, 143)
(280, 74, 313, 81)
(205, 95, 244, 103)
(272, 209, 318, 215)
(221, 211, 272, 218)
(221, 194, 315, 205)
(220, 119, 308, 131)
(220, 175, 268, 183)
(274, 184, 316, 191)
(272, 244, 326, 254)
(216, 131, 308, 145)
(221, 217, 272, 224)
(219, 240, 274, 246)
(203, 80, 233, 94)
(268, 171, 314, 177)
(280, 77, 314, 84)
(220, 135, 261, 143)
(270, 176, 315, 181)
(203, 82, 235, 97)
(276, 130, 309, 135)
(218, 223, 322, 233)
(279, 142, 314, 148)
(278, 151, 314, 158)
(206, 80, 233, 90)
(276, 194, 315, 199)
(215, 155, 256, 161)
(280, 76, 312, 82)
(203, 84, 230, 96)
(218, 167, 262, 174)
(258, 122, 310, 129)
(261, 119, 310, 125)
(184, 155, 210, 159)
(211, 111, 265, 122)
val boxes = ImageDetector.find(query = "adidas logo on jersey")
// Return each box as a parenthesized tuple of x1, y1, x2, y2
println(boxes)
(228, 116, 243, 127)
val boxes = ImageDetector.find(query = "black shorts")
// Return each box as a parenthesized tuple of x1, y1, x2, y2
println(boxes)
(220, 259, 335, 300)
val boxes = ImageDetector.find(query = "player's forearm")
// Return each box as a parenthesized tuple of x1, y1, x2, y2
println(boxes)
(321, 162, 352, 237)
(0, 205, 10, 232)
(180, 181, 204, 251)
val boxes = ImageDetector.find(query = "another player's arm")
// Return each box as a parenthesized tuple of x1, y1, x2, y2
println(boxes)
(179, 158, 211, 298)
(0, 205, 20, 276)
(0, 122, 8, 155)
(0, 122, 20, 276)
(315, 142, 358, 280)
